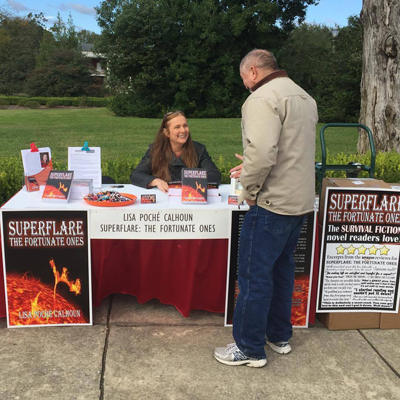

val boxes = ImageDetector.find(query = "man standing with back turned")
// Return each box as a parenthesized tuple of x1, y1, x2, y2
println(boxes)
(214, 49, 318, 367)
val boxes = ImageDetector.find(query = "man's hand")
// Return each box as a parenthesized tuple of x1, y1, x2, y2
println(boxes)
(229, 154, 244, 179)
(246, 199, 256, 206)
(149, 178, 169, 193)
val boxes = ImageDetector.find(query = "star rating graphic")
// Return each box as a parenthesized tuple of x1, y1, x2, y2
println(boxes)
(336, 245, 346, 254)
(380, 246, 390, 255)
(357, 245, 367, 255)
(368, 246, 378, 255)
(347, 245, 356, 254)
(333, 244, 390, 256)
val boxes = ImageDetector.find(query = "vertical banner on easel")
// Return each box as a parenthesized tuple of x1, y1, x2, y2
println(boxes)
(291, 211, 316, 327)
(225, 210, 316, 328)
(225, 209, 246, 326)
(1, 210, 92, 328)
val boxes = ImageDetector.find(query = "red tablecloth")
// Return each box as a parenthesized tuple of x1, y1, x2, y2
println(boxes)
(90, 239, 229, 317)
(0, 238, 229, 318)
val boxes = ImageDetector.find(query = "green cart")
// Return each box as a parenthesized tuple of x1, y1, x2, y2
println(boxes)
(315, 123, 376, 194)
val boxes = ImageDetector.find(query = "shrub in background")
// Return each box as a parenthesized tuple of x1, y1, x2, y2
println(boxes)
(0, 157, 24, 205)
(3, 151, 400, 206)
(0, 95, 109, 108)
(25, 100, 41, 109)
(46, 100, 61, 108)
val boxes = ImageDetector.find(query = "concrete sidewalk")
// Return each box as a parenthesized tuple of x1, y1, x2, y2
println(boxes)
(0, 294, 399, 400)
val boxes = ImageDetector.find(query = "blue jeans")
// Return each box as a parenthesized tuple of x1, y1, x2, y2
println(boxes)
(233, 205, 306, 359)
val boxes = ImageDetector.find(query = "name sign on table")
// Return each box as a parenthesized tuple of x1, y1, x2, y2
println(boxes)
(317, 188, 400, 313)
(90, 209, 230, 239)
(1, 210, 92, 328)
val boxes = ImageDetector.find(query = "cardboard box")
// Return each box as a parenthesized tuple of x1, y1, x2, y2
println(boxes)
(317, 312, 380, 330)
(318, 178, 392, 225)
(380, 310, 400, 329)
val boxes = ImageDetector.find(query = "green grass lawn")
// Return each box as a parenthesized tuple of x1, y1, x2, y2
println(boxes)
(0, 108, 361, 165)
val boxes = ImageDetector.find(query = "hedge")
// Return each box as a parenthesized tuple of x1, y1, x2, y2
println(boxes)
(2, 151, 400, 206)
(0, 96, 110, 108)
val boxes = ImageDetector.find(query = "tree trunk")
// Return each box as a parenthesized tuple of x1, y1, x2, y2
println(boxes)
(359, 0, 399, 153)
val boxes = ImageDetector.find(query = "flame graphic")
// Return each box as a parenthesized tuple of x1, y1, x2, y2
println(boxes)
(42, 185, 66, 199)
(6, 259, 87, 326)
(182, 185, 206, 202)
(290, 276, 310, 327)
(50, 259, 81, 303)
(233, 276, 310, 327)
(58, 182, 68, 193)
(195, 181, 206, 193)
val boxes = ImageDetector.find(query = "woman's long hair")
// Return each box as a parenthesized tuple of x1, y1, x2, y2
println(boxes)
(150, 111, 198, 182)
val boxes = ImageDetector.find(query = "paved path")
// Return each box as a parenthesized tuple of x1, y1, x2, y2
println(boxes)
(1, 294, 399, 400)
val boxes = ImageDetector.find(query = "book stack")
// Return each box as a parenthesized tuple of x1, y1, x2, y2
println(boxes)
(168, 176, 221, 204)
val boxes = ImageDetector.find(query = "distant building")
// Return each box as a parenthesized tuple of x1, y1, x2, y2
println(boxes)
(80, 43, 106, 85)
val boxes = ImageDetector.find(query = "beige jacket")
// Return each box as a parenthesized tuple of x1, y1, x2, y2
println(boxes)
(239, 72, 318, 215)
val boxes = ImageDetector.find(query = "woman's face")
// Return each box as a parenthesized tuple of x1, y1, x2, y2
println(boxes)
(164, 115, 189, 148)
(42, 154, 48, 162)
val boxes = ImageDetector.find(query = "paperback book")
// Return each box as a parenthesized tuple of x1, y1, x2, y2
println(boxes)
(70, 179, 93, 200)
(168, 180, 221, 203)
(42, 171, 74, 203)
(181, 168, 208, 203)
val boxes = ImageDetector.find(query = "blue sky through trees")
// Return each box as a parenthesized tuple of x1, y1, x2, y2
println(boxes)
(5, 0, 362, 33)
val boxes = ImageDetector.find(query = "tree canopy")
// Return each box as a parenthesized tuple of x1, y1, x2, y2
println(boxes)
(0, 13, 46, 95)
(96, 0, 318, 117)
(25, 13, 101, 97)
(0, 11, 101, 96)
(279, 16, 362, 122)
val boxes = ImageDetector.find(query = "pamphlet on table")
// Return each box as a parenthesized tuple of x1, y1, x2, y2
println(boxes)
(21, 146, 53, 191)
(68, 147, 102, 190)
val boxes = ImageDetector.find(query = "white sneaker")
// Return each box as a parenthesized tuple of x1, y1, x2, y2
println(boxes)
(267, 340, 292, 355)
(214, 343, 267, 368)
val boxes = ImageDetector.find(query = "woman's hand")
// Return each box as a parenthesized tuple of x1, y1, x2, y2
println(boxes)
(229, 154, 244, 179)
(149, 178, 169, 193)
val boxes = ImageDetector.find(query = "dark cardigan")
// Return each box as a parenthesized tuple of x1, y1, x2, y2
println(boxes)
(130, 141, 221, 188)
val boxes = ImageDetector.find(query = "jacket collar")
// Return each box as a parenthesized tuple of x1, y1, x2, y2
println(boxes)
(250, 70, 288, 93)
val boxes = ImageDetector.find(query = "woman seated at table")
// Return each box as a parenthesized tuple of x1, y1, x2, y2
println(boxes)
(130, 110, 221, 193)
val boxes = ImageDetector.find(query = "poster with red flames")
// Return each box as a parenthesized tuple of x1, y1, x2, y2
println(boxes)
(1, 210, 92, 328)
(225, 210, 316, 328)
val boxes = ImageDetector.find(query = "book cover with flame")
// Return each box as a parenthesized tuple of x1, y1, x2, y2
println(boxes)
(181, 168, 208, 203)
(1, 210, 92, 328)
(42, 170, 74, 203)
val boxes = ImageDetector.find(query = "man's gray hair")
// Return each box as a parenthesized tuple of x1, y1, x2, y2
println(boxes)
(240, 49, 278, 72)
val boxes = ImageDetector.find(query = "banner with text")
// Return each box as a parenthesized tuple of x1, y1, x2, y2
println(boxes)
(1, 210, 92, 327)
(225, 210, 316, 328)
(317, 188, 400, 313)
(90, 208, 231, 239)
